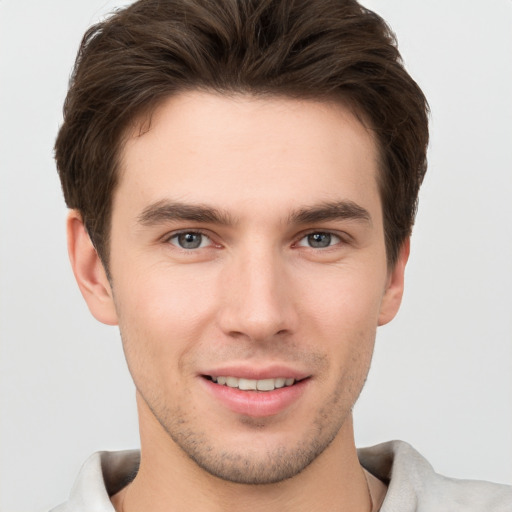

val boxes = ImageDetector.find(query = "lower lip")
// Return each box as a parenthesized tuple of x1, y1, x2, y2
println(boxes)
(201, 378, 309, 417)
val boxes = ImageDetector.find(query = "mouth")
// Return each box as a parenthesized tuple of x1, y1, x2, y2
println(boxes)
(203, 375, 302, 391)
(201, 372, 311, 417)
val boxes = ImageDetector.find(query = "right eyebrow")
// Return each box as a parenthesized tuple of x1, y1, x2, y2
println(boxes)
(137, 200, 236, 226)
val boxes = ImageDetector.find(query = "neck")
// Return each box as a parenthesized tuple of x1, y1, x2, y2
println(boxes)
(113, 396, 371, 512)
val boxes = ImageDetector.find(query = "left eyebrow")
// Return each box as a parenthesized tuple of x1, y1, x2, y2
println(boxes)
(289, 201, 372, 226)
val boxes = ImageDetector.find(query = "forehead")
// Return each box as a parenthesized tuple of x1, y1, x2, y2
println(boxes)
(115, 91, 381, 223)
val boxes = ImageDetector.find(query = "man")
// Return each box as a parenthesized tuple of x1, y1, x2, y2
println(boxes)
(50, 0, 511, 511)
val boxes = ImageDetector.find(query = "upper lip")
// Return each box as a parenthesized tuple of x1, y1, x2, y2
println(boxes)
(200, 364, 311, 381)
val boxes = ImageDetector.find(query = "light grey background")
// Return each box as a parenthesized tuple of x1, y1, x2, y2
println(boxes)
(1, 1, 511, 510)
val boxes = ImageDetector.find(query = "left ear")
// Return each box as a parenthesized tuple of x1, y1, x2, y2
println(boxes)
(378, 238, 410, 326)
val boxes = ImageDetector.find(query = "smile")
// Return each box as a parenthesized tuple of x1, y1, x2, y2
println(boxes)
(208, 376, 296, 391)
(201, 373, 310, 416)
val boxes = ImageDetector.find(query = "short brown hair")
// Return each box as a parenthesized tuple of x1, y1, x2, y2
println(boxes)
(55, 0, 429, 267)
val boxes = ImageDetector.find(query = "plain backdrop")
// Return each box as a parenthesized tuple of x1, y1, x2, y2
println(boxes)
(1, 1, 511, 510)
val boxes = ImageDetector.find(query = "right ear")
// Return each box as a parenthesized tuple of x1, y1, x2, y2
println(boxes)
(66, 210, 118, 325)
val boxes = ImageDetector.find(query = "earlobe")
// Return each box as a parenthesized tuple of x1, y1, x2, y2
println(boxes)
(378, 238, 410, 326)
(67, 210, 118, 326)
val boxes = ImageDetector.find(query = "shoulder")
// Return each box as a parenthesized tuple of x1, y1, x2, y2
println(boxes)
(358, 440, 512, 512)
(50, 450, 140, 512)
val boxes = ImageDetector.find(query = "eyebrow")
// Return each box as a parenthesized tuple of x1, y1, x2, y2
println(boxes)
(137, 199, 372, 228)
(289, 201, 372, 226)
(138, 200, 236, 226)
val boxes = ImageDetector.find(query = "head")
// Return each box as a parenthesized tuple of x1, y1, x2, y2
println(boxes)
(55, 0, 428, 271)
(57, 0, 429, 488)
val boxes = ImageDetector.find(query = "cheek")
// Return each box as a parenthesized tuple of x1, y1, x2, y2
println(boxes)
(112, 267, 218, 380)
(293, 264, 384, 372)
(115, 260, 217, 328)
(297, 263, 386, 329)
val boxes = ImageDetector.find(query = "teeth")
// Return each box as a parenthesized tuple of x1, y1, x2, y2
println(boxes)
(238, 378, 257, 390)
(257, 378, 275, 391)
(274, 378, 286, 388)
(212, 376, 296, 391)
(226, 376, 238, 388)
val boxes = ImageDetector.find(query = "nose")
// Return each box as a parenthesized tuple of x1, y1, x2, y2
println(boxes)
(216, 247, 298, 342)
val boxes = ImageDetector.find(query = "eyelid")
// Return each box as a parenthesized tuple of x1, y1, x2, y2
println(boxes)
(293, 229, 349, 248)
(160, 227, 351, 250)
(164, 229, 217, 248)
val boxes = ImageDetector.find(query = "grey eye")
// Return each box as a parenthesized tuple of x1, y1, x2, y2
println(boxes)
(307, 233, 332, 248)
(297, 232, 341, 248)
(170, 232, 209, 249)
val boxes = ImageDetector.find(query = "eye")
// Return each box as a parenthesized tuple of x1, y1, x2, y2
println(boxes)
(168, 231, 212, 250)
(297, 232, 342, 249)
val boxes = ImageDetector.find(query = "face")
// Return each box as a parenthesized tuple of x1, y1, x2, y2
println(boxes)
(71, 91, 406, 484)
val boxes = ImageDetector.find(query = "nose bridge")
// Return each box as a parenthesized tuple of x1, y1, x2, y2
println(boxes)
(218, 242, 295, 341)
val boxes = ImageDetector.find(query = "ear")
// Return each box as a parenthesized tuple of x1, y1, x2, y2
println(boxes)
(67, 210, 118, 325)
(378, 238, 410, 326)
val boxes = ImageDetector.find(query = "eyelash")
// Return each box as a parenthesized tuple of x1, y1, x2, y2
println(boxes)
(164, 229, 347, 251)
(166, 229, 216, 250)
(294, 231, 344, 249)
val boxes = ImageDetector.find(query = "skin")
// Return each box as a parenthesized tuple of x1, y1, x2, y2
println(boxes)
(68, 91, 408, 512)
